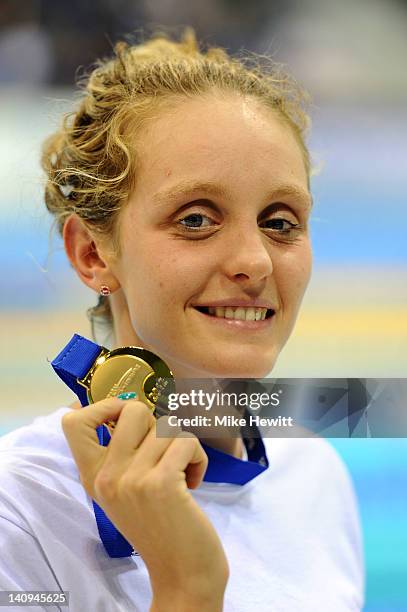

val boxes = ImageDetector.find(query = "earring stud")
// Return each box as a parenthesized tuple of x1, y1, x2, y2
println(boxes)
(100, 285, 111, 296)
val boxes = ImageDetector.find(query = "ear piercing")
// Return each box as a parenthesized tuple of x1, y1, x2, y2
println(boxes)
(100, 285, 111, 296)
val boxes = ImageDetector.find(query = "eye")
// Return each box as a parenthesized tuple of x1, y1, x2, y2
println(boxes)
(178, 212, 215, 231)
(259, 217, 300, 234)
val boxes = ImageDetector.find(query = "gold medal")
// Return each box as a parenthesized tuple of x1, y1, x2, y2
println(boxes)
(77, 346, 174, 435)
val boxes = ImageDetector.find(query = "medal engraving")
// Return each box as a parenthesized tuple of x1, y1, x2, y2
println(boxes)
(106, 365, 142, 398)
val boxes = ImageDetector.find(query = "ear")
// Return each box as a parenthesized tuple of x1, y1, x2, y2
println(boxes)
(63, 213, 121, 294)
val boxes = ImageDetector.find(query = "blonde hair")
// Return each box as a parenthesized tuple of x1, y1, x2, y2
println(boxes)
(41, 27, 312, 340)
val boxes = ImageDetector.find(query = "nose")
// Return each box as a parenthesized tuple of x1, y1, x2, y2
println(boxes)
(220, 224, 273, 288)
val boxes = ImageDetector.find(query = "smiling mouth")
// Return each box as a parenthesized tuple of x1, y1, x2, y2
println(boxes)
(194, 306, 275, 322)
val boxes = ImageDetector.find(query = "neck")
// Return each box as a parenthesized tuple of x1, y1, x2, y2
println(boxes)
(170, 377, 245, 459)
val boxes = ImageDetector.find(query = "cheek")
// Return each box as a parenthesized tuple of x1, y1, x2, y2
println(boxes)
(297, 248, 312, 291)
(129, 246, 208, 314)
(277, 245, 312, 306)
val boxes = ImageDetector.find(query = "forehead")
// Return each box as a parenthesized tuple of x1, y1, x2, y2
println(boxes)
(134, 94, 308, 195)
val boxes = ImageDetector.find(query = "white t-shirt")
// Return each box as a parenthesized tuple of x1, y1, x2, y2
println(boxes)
(0, 407, 364, 611)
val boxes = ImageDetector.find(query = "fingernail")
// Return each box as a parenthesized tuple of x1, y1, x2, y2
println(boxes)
(117, 392, 138, 400)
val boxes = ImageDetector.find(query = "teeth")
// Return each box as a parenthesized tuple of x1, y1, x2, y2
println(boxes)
(207, 307, 269, 321)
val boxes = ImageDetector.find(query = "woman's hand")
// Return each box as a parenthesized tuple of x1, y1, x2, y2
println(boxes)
(61, 397, 229, 611)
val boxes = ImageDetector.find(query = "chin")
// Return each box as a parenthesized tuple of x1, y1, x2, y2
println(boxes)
(214, 367, 273, 379)
(168, 359, 274, 381)
(204, 356, 277, 379)
(166, 346, 280, 380)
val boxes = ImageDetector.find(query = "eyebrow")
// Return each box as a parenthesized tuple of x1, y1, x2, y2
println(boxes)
(152, 180, 313, 209)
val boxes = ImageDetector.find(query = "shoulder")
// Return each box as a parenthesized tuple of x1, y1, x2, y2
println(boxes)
(260, 434, 364, 550)
(0, 406, 74, 469)
(263, 434, 357, 494)
(259, 435, 365, 608)
(0, 407, 85, 525)
(262, 434, 363, 525)
(263, 434, 364, 558)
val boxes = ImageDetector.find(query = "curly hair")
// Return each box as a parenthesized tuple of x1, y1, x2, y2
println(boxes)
(41, 27, 312, 341)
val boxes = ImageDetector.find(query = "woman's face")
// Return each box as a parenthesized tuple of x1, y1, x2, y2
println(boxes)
(110, 94, 312, 378)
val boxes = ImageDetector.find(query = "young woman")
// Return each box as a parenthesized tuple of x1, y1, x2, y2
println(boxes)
(0, 29, 364, 611)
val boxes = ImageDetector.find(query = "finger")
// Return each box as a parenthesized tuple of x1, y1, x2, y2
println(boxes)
(128, 415, 183, 471)
(61, 397, 128, 486)
(156, 432, 208, 489)
(105, 399, 156, 467)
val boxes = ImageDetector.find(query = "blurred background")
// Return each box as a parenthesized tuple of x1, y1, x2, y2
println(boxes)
(0, 0, 406, 609)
